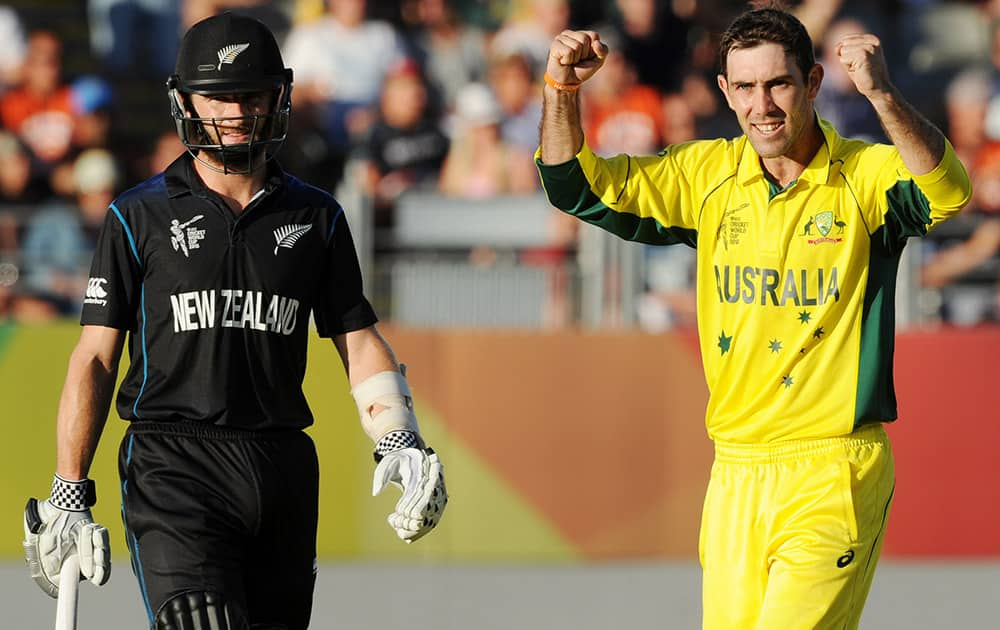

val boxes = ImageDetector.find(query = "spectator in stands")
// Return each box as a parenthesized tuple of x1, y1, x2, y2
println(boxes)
(602, 0, 690, 93)
(0, 130, 45, 285)
(490, 0, 571, 74)
(637, 91, 699, 332)
(489, 51, 542, 155)
(921, 142, 1000, 326)
(0, 30, 77, 172)
(359, 59, 450, 229)
(580, 36, 664, 156)
(0, 130, 47, 206)
(181, 0, 291, 41)
(815, 16, 887, 142)
(17, 148, 119, 320)
(41, 76, 117, 200)
(439, 81, 538, 198)
(943, 67, 993, 170)
(69, 75, 115, 151)
(146, 127, 186, 176)
(404, 0, 489, 110)
(86, 0, 181, 77)
(0, 5, 25, 95)
(283, 0, 407, 186)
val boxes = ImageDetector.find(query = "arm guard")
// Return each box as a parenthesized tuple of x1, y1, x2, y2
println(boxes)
(351, 367, 421, 444)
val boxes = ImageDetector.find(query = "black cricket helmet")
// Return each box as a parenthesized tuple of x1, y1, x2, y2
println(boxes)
(166, 12, 293, 173)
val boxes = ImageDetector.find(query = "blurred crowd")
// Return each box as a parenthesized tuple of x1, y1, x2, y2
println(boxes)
(0, 0, 997, 328)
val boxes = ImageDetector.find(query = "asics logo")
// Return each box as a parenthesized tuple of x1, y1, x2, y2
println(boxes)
(837, 550, 855, 568)
(217, 43, 250, 70)
(84, 277, 109, 306)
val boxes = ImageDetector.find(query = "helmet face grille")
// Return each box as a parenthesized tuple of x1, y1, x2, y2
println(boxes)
(167, 12, 293, 173)
(168, 83, 291, 174)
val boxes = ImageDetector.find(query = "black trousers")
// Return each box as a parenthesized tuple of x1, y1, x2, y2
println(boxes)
(118, 421, 319, 629)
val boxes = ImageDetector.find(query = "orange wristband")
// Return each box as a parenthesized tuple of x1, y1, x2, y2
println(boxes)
(544, 73, 582, 92)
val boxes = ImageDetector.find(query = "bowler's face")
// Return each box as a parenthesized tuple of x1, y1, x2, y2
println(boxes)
(718, 42, 822, 160)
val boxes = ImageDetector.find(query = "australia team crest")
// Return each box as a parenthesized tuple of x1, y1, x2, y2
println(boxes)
(802, 211, 845, 245)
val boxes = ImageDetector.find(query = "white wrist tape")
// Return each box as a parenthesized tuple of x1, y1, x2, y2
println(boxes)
(351, 369, 421, 443)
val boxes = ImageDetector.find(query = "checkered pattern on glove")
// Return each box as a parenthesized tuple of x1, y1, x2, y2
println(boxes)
(374, 430, 421, 462)
(48, 475, 96, 512)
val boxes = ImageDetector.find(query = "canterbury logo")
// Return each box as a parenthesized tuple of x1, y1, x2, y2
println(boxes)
(86, 277, 108, 299)
(217, 43, 250, 70)
(84, 277, 109, 306)
(273, 224, 313, 255)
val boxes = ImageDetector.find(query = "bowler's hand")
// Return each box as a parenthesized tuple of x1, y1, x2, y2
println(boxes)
(836, 33, 892, 98)
(373, 447, 447, 543)
(546, 30, 609, 87)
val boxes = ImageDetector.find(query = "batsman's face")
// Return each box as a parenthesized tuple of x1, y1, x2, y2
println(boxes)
(189, 91, 272, 146)
(718, 43, 822, 161)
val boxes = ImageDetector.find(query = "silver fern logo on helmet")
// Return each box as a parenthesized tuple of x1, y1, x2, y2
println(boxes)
(273, 224, 313, 255)
(216, 43, 250, 70)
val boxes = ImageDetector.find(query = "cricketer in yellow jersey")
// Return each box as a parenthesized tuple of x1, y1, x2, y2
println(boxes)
(536, 7, 971, 630)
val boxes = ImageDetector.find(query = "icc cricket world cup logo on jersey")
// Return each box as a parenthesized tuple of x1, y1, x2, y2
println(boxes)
(802, 211, 846, 245)
(170, 215, 206, 257)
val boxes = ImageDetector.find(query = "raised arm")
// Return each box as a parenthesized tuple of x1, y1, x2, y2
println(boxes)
(836, 33, 945, 175)
(539, 30, 608, 165)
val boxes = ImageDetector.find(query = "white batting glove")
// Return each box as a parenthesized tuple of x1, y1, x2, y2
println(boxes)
(372, 431, 448, 543)
(23, 476, 110, 598)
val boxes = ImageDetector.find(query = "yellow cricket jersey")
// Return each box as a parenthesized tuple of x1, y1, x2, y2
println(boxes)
(537, 118, 971, 443)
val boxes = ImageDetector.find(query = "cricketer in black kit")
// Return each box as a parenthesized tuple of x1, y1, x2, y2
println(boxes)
(22, 12, 447, 630)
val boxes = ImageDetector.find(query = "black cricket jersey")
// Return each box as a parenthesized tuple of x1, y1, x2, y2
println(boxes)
(81, 154, 377, 429)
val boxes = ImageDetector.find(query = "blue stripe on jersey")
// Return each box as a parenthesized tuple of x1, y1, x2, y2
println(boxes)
(328, 204, 344, 241)
(109, 203, 141, 264)
(132, 285, 148, 418)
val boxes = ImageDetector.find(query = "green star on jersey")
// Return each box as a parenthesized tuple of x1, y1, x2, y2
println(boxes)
(797, 310, 812, 324)
(718, 330, 733, 355)
(813, 326, 825, 339)
(769, 339, 782, 353)
(782, 375, 794, 388)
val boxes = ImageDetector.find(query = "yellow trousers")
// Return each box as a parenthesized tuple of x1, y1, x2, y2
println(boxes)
(700, 424, 895, 629)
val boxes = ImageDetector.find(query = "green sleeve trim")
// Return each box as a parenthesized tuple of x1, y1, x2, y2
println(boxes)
(882, 180, 932, 249)
(536, 156, 697, 247)
(854, 225, 900, 427)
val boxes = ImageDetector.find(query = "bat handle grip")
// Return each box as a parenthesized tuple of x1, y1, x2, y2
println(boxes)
(55, 555, 80, 630)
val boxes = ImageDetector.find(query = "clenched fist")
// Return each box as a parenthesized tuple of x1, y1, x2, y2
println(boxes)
(546, 30, 610, 88)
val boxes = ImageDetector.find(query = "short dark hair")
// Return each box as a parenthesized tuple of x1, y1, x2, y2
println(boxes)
(718, 8, 815, 80)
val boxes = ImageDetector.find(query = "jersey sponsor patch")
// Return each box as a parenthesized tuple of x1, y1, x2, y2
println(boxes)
(84, 277, 109, 306)
(169, 288, 300, 335)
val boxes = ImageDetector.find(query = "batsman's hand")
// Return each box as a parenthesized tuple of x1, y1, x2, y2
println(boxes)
(23, 477, 110, 598)
(546, 29, 609, 87)
(373, 446, 448, 543)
